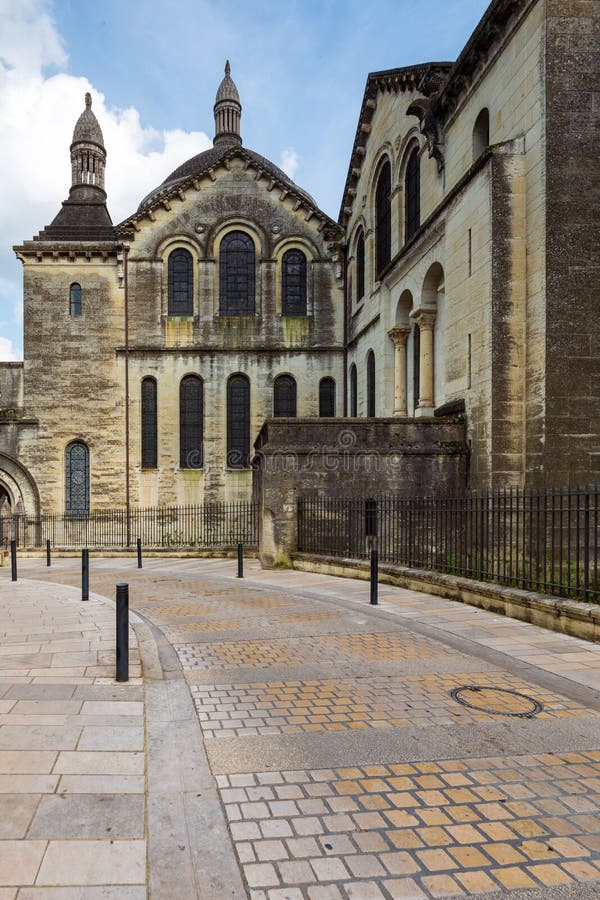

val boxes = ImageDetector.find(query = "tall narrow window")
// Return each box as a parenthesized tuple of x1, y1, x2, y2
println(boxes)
(375, 161, 391, 278)
(274, 375, 297, 417)
(168, 249, 193, 316)
(319, 378, 336, 418)
(281, 249, 307, 316)
(350, 364, 358, 417)
(65, 441, 89, 516)
(472, 108, 490, 160)
(227, 374, 250, 468)
(219, 231, 255, 316)
(356, 231, 365, 301)
(70, 283, 82, 317)
(413, 324, 421, 411)
(141, 377, 157, 469)
(180, 375, 203, 469)
(405, 147, 421, 241)
(367, 351, 376, 417)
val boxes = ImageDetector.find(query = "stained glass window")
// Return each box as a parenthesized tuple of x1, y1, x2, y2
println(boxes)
(180, 375, 203, 469)
(219, 231, 255, 316)
(141, 378, 157, 469)
(274, 375, 297, 417)
(227, 374, 250, 468)
(70, 283, 82, 317)
(375, 161, 391, 278)
(168, 249, 193, 316)
(66, 441, 89, 515)
(319, 378, 336, 418)
(281, 249, 307, 316)
(405, 147, 421, 240)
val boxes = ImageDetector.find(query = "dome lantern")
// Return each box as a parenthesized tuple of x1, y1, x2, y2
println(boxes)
(213, 60, 242, 147)
(70, 92, 106, 191)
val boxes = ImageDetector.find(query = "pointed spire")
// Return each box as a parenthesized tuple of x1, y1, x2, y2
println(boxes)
(214, 60, 242, 147)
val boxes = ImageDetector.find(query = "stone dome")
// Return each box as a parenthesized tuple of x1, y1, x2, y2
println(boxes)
(71, 93, 105, 148)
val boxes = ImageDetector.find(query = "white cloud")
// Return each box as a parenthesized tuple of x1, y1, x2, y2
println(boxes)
(280, 147, 299, 180)
(0, 0, 212, 360)
(0, 336, 20, 361)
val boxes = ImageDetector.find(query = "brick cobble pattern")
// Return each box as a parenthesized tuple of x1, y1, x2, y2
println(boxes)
(218, 752, 600, 898)
(165, 610, 340, 637)
(176, 632, 462, 670)
(190, 672, 593, 738)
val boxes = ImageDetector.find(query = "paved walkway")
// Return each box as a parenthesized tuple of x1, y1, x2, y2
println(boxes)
(2, 556, 600, 898)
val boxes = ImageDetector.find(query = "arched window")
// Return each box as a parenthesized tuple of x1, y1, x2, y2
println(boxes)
(180, 375, 203, 469)
(65, 441, 89, 516)
(349, 365, 358, 417)
(472, 108, 490, 160)
(227, 374, 250, 468)
(219, 231, 255, 316)
(405, 147, 421, 241)
(281, 249, 307, 316)
(168, 249, 193, 316)
(413, 324, 421, 411)
(356, 231, 365, 301)
(367, 351, 376, 417)
(70, 283, 82, 317)
(274, 375, 297, 417)
(375, 161, 391, 278)
(319, 378, 336, 418)
(141, 377, 157, 469)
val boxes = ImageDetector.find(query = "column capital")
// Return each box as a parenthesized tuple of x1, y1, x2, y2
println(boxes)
(412, 309, 436, 331)
(387, 325, 410, 348)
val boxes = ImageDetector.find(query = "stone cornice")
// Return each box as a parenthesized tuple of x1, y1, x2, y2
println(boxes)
(13, 241, 120, 263)
(338, 63, 453, 228)
(116, 146, 343, 243)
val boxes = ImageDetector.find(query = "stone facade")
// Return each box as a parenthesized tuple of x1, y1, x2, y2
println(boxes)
(1, 0, 598, 518)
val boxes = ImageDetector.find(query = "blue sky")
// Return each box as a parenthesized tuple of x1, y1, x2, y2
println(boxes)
(0, 0, 490, 359)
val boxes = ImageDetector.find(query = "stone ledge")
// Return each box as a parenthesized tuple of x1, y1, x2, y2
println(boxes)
(291, 552, 600, 644)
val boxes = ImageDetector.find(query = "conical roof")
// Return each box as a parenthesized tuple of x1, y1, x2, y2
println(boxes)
(215, 60, 240, 104)
(72, 93, 104, 148)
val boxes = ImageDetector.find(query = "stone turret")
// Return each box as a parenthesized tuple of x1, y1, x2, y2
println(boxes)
(36, 93, 114, 241)
(213, 60, 242, 147)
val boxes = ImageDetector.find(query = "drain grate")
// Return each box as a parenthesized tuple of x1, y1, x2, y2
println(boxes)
(449, 685, 543, 719)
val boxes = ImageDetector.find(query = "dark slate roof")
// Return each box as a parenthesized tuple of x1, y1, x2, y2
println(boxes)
(138, 139, 315, 211)
(34, 185, 115, 241)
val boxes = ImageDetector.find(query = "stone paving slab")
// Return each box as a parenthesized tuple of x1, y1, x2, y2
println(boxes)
(11, 555, 600, 898)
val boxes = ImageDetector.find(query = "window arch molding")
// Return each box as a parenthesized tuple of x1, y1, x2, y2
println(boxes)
(401, 140, 421, 243)
(159, 238, 200, 318)
(274, 238, 315, 316)
(212, 222, 263, 317)
(372, 155, 393, 279)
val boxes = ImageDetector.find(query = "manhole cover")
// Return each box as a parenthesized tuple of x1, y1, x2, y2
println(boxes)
(449, 685, 543, 718)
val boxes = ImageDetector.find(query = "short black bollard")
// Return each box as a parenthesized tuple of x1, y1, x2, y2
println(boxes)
(82, 548, 89, 602)
(370, 548, 378, 606)
(116, 582, 129, 683)
(136, 537, 142, 569)
(237, 542, 243, 578)
(46, 539, 51, 567)
(10, 540, 17, 583)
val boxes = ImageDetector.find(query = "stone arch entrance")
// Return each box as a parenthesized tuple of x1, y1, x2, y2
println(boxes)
(0, 454, 40, 518)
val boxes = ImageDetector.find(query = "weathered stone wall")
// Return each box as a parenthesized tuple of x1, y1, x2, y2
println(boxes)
(253, 417, 467, 566)
(543, 0, 600, 484)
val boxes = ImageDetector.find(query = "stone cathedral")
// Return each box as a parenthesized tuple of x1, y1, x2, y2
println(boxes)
(0, 0, 598, 519)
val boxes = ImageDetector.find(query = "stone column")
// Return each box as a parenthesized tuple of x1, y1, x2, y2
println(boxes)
(416, 311, 436, 412)
(387, 326, 410, 416)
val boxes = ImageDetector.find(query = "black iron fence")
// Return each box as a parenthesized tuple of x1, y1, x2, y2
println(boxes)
(0, 502, 258, 550)
(297, 487, 600, 603)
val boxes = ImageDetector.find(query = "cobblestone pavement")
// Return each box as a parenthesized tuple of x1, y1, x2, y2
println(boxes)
(10, 555, 600, 899)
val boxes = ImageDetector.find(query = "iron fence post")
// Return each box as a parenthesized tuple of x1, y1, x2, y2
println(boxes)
(82, 548, 89, 601)
(116, 582, 129, 682)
